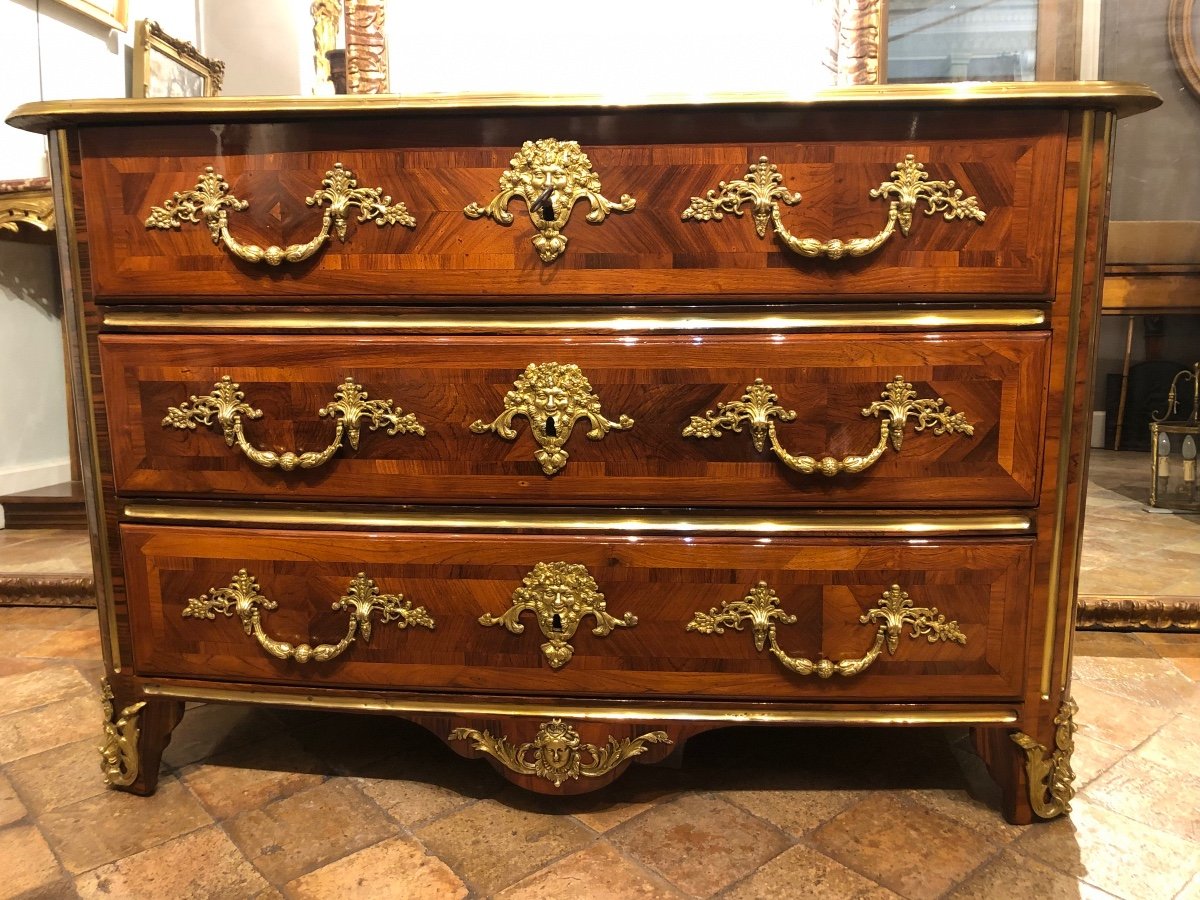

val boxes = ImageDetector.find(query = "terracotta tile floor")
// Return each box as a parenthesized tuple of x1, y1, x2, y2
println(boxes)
(0, 449, 1197, 897)
(1079, 451, 1200, 598)
(0, 609, 1194, 899)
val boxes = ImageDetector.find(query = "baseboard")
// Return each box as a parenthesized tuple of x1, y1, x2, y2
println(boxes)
(0, 459, 72, 497)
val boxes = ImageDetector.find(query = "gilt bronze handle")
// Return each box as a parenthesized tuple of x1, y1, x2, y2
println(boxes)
(163, 375, 424, 472)
(687, 583, 966, 678)
(681, 154, 985, 260)
(182, 570, 434, 664)
(682, 375, 974, 477)
(470, 362, 633, 475)
(145, 163, 415, 266)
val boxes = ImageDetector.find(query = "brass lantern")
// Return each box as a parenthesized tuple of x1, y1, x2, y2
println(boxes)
(1149, 362, 1200, 510)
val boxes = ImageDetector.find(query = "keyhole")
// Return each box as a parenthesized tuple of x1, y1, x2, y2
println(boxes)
(551, 613, 563, 632)
(539, 196, 555, 221)
(545, 415, 557, 437)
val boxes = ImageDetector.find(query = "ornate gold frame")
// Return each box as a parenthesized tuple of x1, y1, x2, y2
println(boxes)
(344, 0, 388, 93)
(1170, 0, 1200, 102)
(133, 20, 224, 98)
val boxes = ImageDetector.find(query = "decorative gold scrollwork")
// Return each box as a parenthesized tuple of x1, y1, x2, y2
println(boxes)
(470, 362, 633, 476)
(682, 154, 986, 260)
(182, 569, 434, 663)
(448, 718, 670, 787)
(464, 138, 636, 263)
(145, 163, 415, 265)
(163, 375, 424, 472)
(478, 561, 636, 668)
(682, 375, 974, 477)
(99, 677, 145, 787)
(1011, 699, 1078, 819)
(687, 582, 966, 678)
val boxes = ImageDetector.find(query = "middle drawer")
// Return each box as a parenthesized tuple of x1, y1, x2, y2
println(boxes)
(101, 332, 1047, 507)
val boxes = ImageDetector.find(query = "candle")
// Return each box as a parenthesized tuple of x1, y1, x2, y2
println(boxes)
(1184, 435, 1197, 495)
(1157, 431, 1172, 477)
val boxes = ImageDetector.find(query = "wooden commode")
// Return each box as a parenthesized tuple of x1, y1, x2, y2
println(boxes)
(7, 83, 1159, 823)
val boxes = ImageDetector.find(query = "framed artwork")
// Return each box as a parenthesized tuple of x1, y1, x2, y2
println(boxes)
(1170, 0, 1200, 101)
(132, 20, 224, 98)
(50, 0, 128, 32)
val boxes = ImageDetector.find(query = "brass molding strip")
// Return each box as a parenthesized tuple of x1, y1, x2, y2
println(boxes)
(102, 308, 1047, 333)
(122, 504, 1033, 535)
(53, 131, 122, 671)
(140, 683, 1019, 725)
(1042, 110, 1095, 699)
(7, 82, 1161, 132)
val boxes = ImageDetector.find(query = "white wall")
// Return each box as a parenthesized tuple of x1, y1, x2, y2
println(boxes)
(0, 0, 199, 508)
(385, 0, 835, 97)
(201, 0, 314, 97)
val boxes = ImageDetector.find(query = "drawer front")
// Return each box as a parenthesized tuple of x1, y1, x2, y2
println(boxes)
(123, 525, 1031, 701)
(101, 332, 1047, 507)
(80, 108, 1064, 302)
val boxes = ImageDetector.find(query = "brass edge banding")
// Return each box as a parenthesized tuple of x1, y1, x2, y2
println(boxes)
(1061, 111, 1117, 688)
(7, 82, 1161, 132)
(102, 308, 1047, 332)
(52, 131, 121, 671)
(1042, 110, 1095, 699)
(122, 504, 1033, 535)
(139, 683, 1019, 724)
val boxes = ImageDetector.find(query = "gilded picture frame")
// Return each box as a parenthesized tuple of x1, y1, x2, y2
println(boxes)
(132, 20, 225, 99)
(1169, 0, 1200, 102)
(50, 0, 128, 32)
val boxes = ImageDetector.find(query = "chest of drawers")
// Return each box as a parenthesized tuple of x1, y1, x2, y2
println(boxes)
(8, 83, 1158, 824)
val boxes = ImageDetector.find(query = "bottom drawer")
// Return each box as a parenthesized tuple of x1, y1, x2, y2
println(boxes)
(122, 524, 1031, 702)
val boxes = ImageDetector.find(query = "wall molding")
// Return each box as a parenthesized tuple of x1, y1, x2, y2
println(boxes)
(0, 458, 71, 497)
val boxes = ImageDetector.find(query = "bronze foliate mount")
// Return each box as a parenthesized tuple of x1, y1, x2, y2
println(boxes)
(145, 163, 415, 265)
(183, 569, 435, 664)
(683, 375, 974, 477)
(464, 138, 636, 263)
(449, 718, 670, 787)
(470, 362, 633, 476)
(478, 561, 636, 668)
(163, 375, 424, 472)
(1011, 699, 1078, 819)
(682, 154, 986, 260)
(99, 678, 146, 787)
(687, 583, 966, 678)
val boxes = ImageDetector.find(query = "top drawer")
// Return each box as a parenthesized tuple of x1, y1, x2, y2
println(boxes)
(78, 108, 1065, 303)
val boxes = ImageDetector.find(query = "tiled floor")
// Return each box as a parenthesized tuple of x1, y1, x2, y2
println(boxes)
(1079, 451, 1200, 598)
(0, 609, 1195, 899)
(0, 451, 1197, 897)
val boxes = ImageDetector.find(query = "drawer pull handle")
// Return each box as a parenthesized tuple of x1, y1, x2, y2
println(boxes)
(682, 375, 973, 477)
(464, 138, 636, 263)
(470, 362, 633, 475)
(145, 163, 415, 266)
(449, 718, 670, 787)
(478, 561, 636, 669)
(687, 583, 966, 678)
(163, 375, 425, 472)
(681, 154, 985, 260)
(182, 569, 435, 664)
